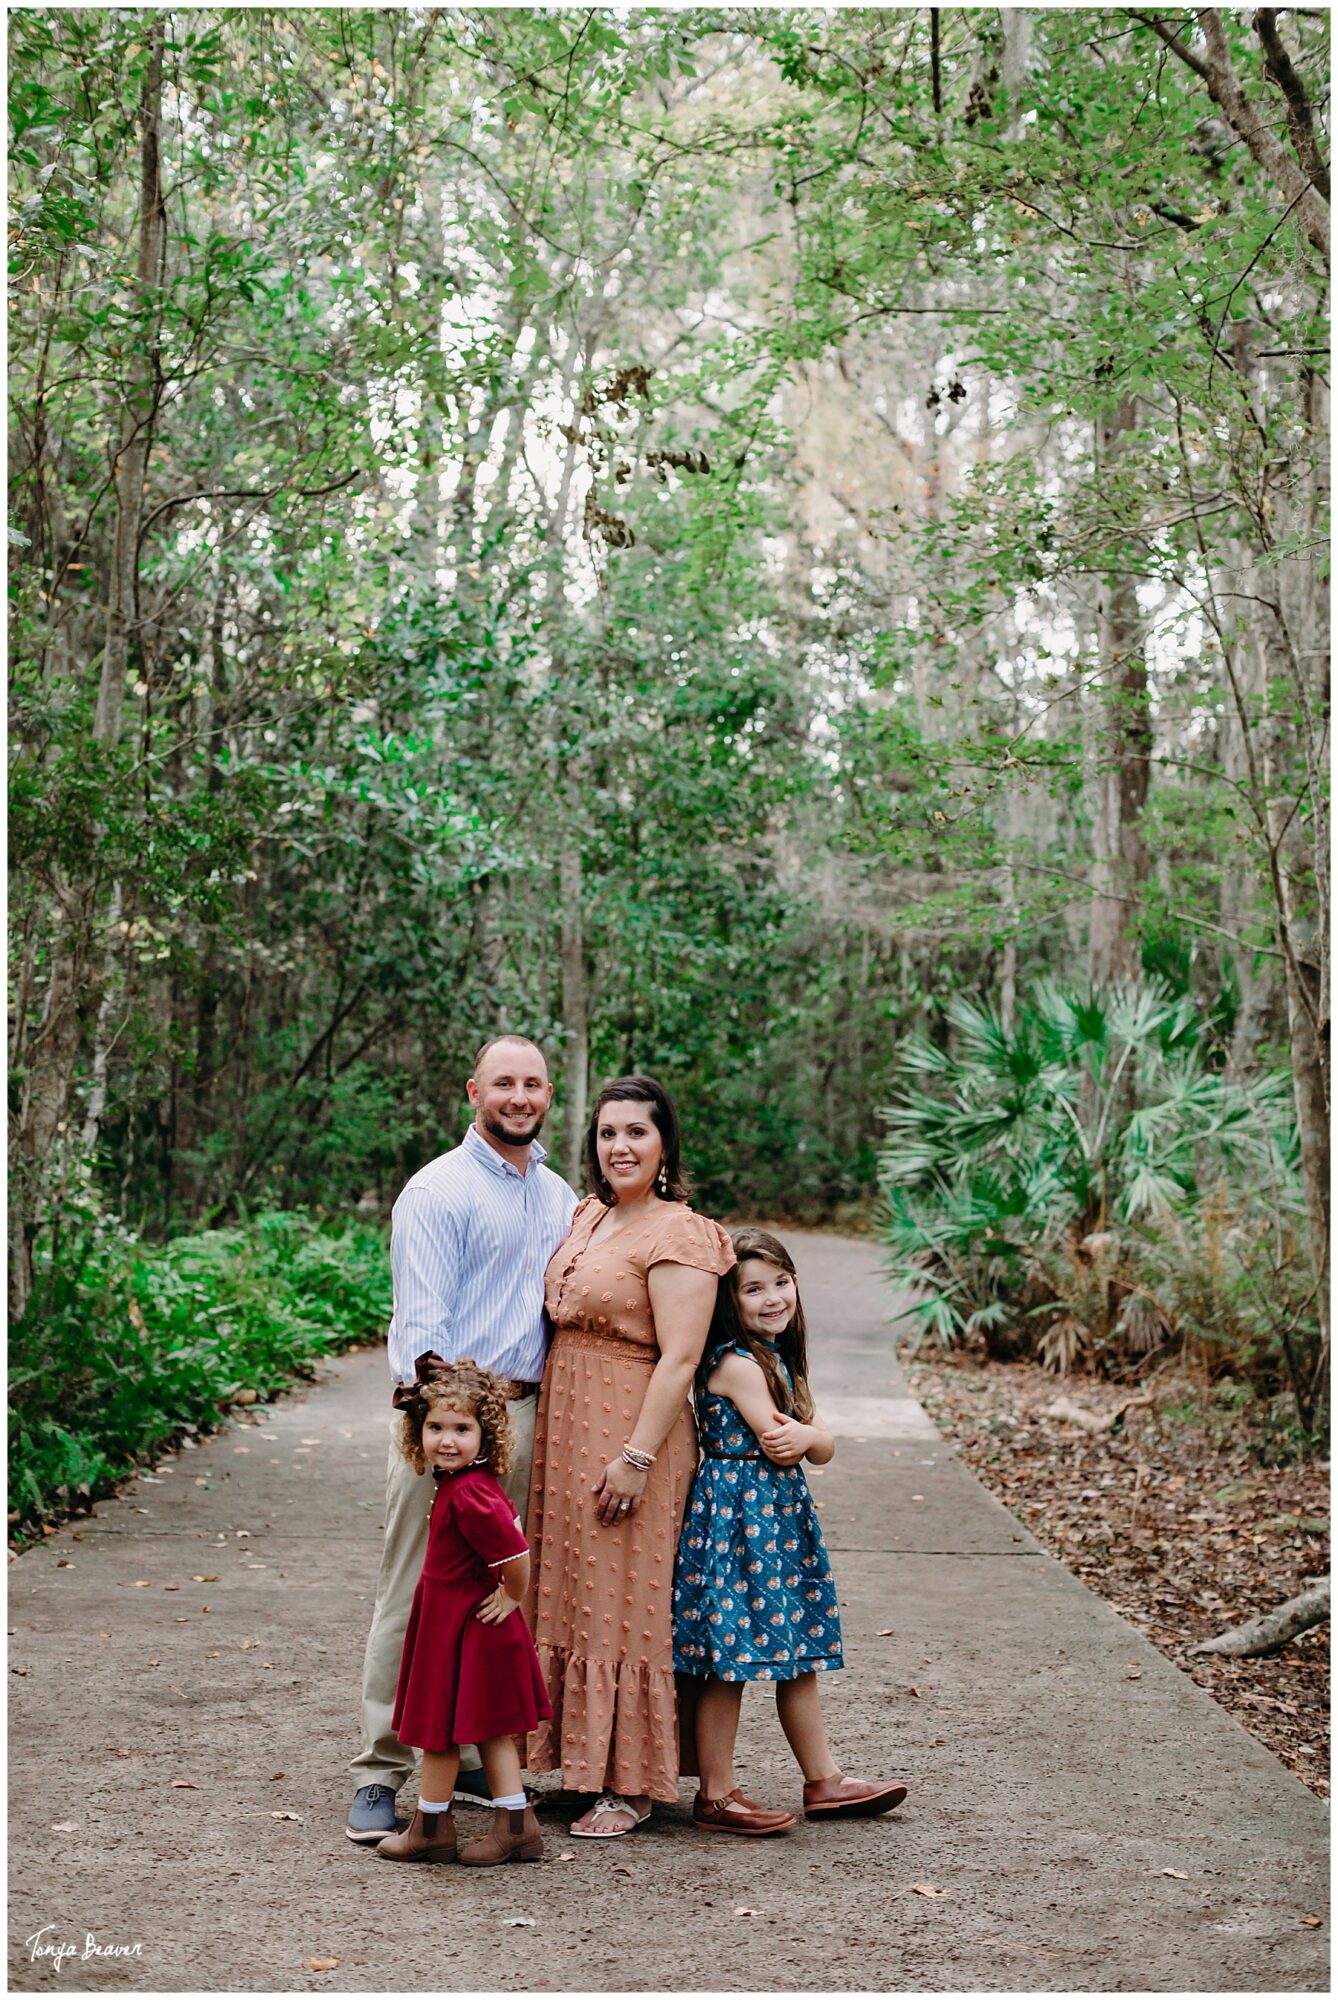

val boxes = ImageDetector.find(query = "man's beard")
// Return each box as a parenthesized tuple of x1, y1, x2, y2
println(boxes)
(482, 1109, 546, 1149)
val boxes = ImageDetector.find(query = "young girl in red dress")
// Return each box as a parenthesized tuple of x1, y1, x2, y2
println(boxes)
(376, 1356, 551, 1868)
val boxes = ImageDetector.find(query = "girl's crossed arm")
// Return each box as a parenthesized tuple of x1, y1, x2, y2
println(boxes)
(707, 1353, 834, 1465)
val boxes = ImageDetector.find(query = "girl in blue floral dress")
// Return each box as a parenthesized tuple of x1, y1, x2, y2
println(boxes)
(672, 1228, 908, 1835)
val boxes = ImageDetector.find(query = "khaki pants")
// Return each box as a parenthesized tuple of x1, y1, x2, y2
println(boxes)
(349, 1395, 537, 1793)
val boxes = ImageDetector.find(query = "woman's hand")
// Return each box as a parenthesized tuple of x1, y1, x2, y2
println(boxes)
(475, 1584, 520, 1625)
(758, 1414, 814, 1465)
(592, 1455, 648, 1525)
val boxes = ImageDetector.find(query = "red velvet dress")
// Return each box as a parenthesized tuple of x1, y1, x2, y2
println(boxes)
(392, 1465, 552, 1751)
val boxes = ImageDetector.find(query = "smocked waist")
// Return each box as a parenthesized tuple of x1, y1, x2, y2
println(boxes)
(550, 1324, 658, 1364)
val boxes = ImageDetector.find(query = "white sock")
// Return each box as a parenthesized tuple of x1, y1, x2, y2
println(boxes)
(492, 1791, 527, 1809)
(418, 1796, 452, 1814)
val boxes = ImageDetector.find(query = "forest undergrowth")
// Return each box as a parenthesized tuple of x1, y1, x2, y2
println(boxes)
(905, 1351, 1330, 1800)
(7, 1212, 390, 1547)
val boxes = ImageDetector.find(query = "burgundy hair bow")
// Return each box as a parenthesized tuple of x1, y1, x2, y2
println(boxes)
(391, 1350, 451, 1411)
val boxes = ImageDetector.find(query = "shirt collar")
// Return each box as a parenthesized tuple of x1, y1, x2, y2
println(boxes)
(463, 1123, 548, 1180)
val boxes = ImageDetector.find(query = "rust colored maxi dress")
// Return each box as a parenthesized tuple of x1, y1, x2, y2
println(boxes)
(525, 1196, 735, 1803)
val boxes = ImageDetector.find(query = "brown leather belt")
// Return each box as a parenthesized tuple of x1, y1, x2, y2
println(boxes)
(502, 1379, 539, 1400)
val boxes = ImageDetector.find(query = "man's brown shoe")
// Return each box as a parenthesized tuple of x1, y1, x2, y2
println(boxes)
(802, 1772, 908, 1819)
(374, 1807, 458, 1862)
(692, 1787, 796, 1836)
(458, 1804, 544, 1866)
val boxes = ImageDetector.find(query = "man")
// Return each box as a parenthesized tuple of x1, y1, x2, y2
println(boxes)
(345, 1035, 579, 1843)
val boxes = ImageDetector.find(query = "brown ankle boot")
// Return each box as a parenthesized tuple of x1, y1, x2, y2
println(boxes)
(374, 1807, 458, 1863)
(457, 1803, 544, 1866)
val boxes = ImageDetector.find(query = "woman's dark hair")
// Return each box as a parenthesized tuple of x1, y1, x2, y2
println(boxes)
(700, 1227, 814, 1424)
(585, 1075, 690, 1206)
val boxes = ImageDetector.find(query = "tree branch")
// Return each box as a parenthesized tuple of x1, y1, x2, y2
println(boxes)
(1190, 1575, 1329, 1656)
(1127, 9, 1210, 81)
(1127, 8, 1330, 268)
(1253, 7, 1330, 202)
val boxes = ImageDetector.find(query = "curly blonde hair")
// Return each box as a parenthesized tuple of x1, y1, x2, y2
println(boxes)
(397, 1360, 515, 1480)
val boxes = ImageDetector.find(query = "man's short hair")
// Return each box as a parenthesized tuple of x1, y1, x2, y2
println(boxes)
(472, 1034, 548, 1079)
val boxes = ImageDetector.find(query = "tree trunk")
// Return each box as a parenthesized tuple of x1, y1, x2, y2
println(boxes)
(1088, 403, 1151, 987)
(1001, 9, 1033, 138)
(558, 845, 590, 1190)
(9, 901, 89, 1318)
(94, 21, 166, 747)
(544, 300, 605, 1189)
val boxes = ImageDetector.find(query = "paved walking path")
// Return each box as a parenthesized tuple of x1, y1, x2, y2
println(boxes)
(8, 1233, 1329, 1991)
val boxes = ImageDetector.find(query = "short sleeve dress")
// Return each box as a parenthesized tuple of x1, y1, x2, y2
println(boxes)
(392, 1464, 551, 1752)
(671, 1337, 844, 1682)
(525, 1197, 735, 1802)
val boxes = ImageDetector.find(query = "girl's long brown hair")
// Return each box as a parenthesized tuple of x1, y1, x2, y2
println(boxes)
(702, 1227, 814, 1423)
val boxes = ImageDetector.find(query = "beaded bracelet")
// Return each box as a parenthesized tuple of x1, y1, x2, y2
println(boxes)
(621, 1443, 655, 1471)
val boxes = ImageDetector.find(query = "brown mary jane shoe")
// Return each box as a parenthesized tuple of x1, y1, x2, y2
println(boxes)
(692, 1787, 796, 1836)
(802, 1772, 908, 1819)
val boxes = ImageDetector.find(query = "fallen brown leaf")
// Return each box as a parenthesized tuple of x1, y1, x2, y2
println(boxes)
(192, 1575, 217, 1583)
(1299, 1916, 1323, 1929)
(270, 1772, 285, 1781)
(876, 1628, 896, 1636)
(911, 1883, 948, 1898)
(271, 1810, 303, 1822)
(903, 1352, 1330, 1805)
(502, 1917, 536, 1928)
(170, 1780, 198, 1790)
(304, 1959, 339, 1972)
(906, 1685, 920, 1697)
(930, 1736, 946, 1747)
(1161, 1868, 1189, 1880)
(11, 1667, 28, 1677)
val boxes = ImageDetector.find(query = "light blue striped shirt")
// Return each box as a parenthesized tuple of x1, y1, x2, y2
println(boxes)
(386, 1125, 579, 1386)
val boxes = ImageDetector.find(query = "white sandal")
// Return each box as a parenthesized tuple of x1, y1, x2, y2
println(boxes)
(568, 1792, 651, 1839)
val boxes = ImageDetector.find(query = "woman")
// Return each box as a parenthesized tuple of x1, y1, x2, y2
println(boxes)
(526, 1076, 733, 1838)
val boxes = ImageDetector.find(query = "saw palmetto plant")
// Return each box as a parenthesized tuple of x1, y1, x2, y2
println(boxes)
(879, 981, 1309, 1394)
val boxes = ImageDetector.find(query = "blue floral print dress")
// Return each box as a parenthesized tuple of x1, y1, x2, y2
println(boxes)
(672, 1339, 844, 1682)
